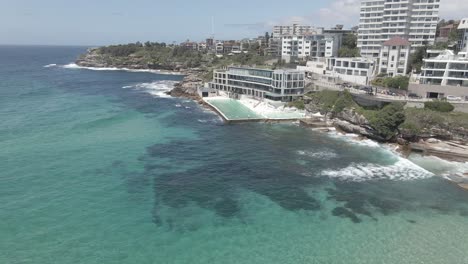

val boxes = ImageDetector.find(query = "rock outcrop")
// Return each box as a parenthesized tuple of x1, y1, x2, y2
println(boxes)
(330, 108, 386, 141)
(167, 74, 203, 102)
(400, 126, 468, 142)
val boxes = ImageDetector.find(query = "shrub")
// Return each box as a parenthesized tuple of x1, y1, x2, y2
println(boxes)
(333, 90, 356, 113)
(309, 90, 341, 113)
(371, 76, 409, 90)
(368, 103, 406, 140)
(424, 100, 454, 112)
(288, 100, 305, 110)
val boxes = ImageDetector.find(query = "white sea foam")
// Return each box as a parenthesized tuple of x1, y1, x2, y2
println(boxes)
(320, 158, 434, 182)
(327, 131, 381, 148)
(313, 130, 435, 181)
(61, 63, 183, 75)
(297, 150, 338, 160)
(122, 81, 178, 98)
(197, 116, 223, 124)
(229, 96, 307, 119)
(43, 64, 57, 68)
(408, 154, 468, 180)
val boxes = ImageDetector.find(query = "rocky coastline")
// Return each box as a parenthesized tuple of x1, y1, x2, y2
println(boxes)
(76, 48, 207, 101)
(311, 107, 468, 162)
(75, 50, 468, 182)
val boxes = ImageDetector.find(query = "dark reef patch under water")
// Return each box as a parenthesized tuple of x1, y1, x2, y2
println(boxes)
(130, 118, 468, 226)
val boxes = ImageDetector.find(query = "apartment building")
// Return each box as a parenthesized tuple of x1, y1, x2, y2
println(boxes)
(358, 0, 440, 57)
(419, 50, 468, 87)
(208, 67, 305, 102)
(281, 34, 340, 62)
(297, 57, 376, 86)
(378, 36, 411, 76)
(458, 18, 468, 52)
(273, 24, 323, 38)
(330, 57, 376, 85)
(409, 50, 468, 98)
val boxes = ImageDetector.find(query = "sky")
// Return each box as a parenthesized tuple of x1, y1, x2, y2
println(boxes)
(0, 0, 467, 46)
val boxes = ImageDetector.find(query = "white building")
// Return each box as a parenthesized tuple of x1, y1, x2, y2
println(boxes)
(410, 50, 468, 99)
(419, 50, 468, 87)
(358, 0, 440, 57)
(208, 67, 305, 102)
(297, 57, 376, 86)
(273, 24, 323, 37)
(297, 58, 331, 76)
(378, 36, 411, 76)
(281, 34, 340, 62)
(458, 18, 468, 52)
(215, 41, 224, 54)
(330, 57, 376, 85)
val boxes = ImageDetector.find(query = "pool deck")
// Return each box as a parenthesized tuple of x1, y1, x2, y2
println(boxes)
(203, 97, 311, 124)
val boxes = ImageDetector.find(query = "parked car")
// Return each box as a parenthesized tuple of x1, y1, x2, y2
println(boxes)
(408, 93, 422, 99)
(360, 86, 373, 92)
(446, 95, 462, 101)
(341, 82, 352, 88)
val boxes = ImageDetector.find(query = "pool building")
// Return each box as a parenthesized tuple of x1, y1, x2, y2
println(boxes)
(208, 67, 305, 102)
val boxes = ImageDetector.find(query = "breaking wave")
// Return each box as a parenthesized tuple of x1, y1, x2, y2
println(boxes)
(297, 150, 338, 160)
(60, 63, 182, 75)
(320, 158, 434, 182)
(122, 81, 178, 98)
(327, 131, 381, 148)
(408, 154, 468, 181)
(43, 64, 57, 68)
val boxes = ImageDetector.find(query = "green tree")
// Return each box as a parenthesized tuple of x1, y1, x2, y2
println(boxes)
(333, 90, 356, 114)
(338, 47, 360, 57)
(448, 29, 459, 42)
(372, 76, 409, 90)
(342, 33, 357, 49)
(409, 46, 427, 73)
(338, 33, 359, 57)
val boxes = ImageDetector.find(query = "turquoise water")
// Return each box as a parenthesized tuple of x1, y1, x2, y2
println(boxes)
(264, 110, 305, 119)
(1, 46, 468, 264)
(205, 98, 264, 120)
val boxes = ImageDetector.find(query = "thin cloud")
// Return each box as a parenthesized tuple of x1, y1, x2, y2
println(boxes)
(261, 0, 468, 32)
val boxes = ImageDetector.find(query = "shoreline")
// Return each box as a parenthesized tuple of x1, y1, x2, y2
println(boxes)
(71, 61, 468, 189)
(64, 62, 189, 76)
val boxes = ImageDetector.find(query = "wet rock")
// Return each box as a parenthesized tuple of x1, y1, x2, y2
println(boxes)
(426, 138, 441, 144)
(336, 108, 370, 126)
(397, 137, 409, 146)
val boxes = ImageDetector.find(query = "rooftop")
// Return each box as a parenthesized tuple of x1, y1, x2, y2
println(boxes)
(383, 36, 410, 46)
(424, 49, 468, 61)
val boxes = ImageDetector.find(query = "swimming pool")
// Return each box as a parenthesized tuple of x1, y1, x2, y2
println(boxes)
(205, 98, 264, 120)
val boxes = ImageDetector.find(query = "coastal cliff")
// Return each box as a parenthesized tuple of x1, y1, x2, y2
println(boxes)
(331, 108, 386, 142)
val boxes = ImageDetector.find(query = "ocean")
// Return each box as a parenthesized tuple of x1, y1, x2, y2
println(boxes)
(1, 46, 468, 264)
